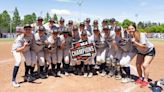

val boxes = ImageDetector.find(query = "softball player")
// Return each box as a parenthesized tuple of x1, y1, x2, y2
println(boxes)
(31, 26, 48, 79)
(44, 18, 58, 36)
(92, 19, 99, 28)
(11, 24, 34, 87)
(85, 18, 92, 35)
(114, 26, 137, 81)
(102, 26, 117, 78)
(79, 22, 91, 37)
(45, 29, 60, 77)
(31, 17, 43, 34)
(58, 30, 72, 76)
(79, 31, 95, 78)
(127, 23, 156, 87)
(89, 27, 108, 77)
(70, 25, 80, 73)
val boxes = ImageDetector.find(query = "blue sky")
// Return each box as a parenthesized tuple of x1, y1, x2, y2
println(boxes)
(0, 0, 164, 23)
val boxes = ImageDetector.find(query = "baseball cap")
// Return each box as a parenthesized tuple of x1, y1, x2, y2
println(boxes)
(24, 24, 32, 29)
(49, 18, 55, 23)
(37, 16, 43, 21)
(80, 22, 85, 26)
(73, 25, 78, 31)
(38, 26, 45, 31)
(68, 20, 73, 24)
(60, 18, 65, 22)
(109, 18, 116, 23)
(115, 26, 121, 31)
(86, 18, 90, 22)
(103, 26, 109, 30)
(93, 27, 99, 31)
(81, 30, 87, 36)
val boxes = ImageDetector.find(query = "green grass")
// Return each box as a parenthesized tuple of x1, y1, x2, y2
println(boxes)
(0, 38, 14, 42)
(149, 38, 164, 43)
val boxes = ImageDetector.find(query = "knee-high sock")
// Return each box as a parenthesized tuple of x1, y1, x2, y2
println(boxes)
(25, 66, 31, 76)
(123, 67, 130, 78)
(57, 63, 61, 71)
(12, 66, 19, 81)
(40, 66, 44, 73)
(30, 67, 35, 75)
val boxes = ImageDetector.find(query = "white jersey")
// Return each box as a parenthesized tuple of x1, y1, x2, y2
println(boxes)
(78, 29, 91, 38)
(12, 34, 33, 52)
(32, 33, 47, 53)
(44, 23, 58, 35)
(59, 35, 72, 49)
(89, 34, 107, 49)
(46, 35, 60, 53)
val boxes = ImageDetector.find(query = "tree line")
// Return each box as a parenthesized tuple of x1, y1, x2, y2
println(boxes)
(0, 7, 164, 33)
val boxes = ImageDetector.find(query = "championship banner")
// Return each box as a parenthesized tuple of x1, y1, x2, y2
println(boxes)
(70, 41, 96, 61)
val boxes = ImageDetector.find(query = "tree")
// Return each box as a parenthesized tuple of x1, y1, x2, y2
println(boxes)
(32, 12, 37, 23)
(12, 7, 21, 32)
(115, 21, 122, 26)
(137, 21, 144, 29)
(23, 14, 34, 24)
(53, 14, 58, 22)
(122, 19, 133, 28)
(0, 10, 11, 32)
(44, 12, 50, 23)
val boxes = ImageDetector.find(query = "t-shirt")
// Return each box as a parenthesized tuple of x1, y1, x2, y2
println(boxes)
(134, 33, 154, 54)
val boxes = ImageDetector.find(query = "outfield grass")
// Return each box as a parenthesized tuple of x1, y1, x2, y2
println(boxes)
(149, 38, 164, 43)
(0, 38, 14, 42)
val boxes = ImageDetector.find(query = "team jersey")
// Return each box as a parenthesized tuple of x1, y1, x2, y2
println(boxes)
(32, 33, 47, 53)
(89, 34, 107, 49)
(102, 31, 115, 48)
(12, 34, 33, 52)
(44, 23, 58, 36)
(59, 35, 72, 49)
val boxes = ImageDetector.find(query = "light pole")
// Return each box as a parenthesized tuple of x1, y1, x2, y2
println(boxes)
(77, 0, 83, 22)
(9, 11, 13, 38)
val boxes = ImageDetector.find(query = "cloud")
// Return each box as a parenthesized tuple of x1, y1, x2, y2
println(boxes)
(49, 9, 71, 17)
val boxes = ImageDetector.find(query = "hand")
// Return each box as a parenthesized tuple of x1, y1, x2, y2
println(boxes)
(131, 37, 136, 43)
(23, 41, 29, 47)
(60, 41, 65, 49)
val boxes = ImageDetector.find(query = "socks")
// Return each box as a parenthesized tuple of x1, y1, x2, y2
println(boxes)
(12, 66, 19, 81)
(123, 67, 130, 78)
(30, 67, 35, 75)
(25, 66, 31, 76)
(40, 66, 44, 73)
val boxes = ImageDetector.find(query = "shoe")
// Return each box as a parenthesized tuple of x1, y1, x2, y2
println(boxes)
(12, 81, 20, 88)
(107, 72, 114, 78)
(83, 73, 88, 78)
(121, 78, 133, 83)
(57, 71, 62, 77)
(100, 70, 106, 77)
(135, 78, 143, 84)
(28, 75, 35, 82)
(64, 72, 69, 76)
(51, 70, 57, 77)
(88, 72, 93, 78)
(39, 73, 47, 79)
(140, 81, 149, 88)
(115, 74, 122, 80)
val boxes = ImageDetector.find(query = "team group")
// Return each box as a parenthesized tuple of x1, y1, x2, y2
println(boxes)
(11, 17, 156, 88)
